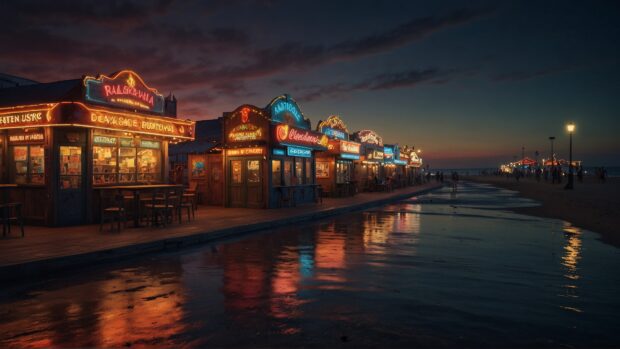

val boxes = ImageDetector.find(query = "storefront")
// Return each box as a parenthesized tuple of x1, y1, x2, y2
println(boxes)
(0, 70, 195, 226)
(315, 115, 361, 197)
(351, 129, 385, 192)
(222, 95, 326, 208)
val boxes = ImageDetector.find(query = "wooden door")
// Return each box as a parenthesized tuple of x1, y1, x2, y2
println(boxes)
(245, 158, 262, 208)
(57, 144, 86, 225)
(208, 157, 223, 205)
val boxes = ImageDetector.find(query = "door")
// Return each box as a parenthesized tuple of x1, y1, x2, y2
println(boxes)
(208, 157, 223, 205)
(228, 158, 263, 208)
(58, 145, 86, 225)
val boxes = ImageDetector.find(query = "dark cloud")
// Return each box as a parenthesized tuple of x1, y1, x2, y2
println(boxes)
(3, 0, 175, 25)
(493, 64, 581, 82)
(298, 68, 457, 101)
(205, 8, 492, 81)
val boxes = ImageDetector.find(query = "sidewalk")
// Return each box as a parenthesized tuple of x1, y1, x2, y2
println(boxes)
(0, 183, 442, 281)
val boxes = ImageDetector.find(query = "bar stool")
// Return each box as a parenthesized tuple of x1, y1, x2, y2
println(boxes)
(100, 192, 126, 232)
(1, 202, 25, 237)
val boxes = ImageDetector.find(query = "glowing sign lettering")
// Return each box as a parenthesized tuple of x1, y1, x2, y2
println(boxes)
(287, 146, 312, 158)
(270, 95, 307, 128)
(0, 110, 51, 127)
(229, 123, 263, 142)
(323, 127, 347, 140)
(356, 130, 383, 146)
(8, 132, 45, 144)
(84, 70, 164, 113)
(227, 147, 264, 156)
(340, 153, 360, 160)
(275, 124, 328, 150)
(272, 148, 286, 156)
(394, 159, 408, 165)
(340, 141, 360, 154)
(93, 135, 117, 145)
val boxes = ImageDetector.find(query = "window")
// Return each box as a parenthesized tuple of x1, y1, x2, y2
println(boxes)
(59, 146, 82, 189)
(247, 160, 260, 183)
(295, 158, 303, 184)
(272, 160, 282, 186)
(12, 145, 45, 185)
(92, 136, 161, 185)
(137, 148, 161, 182)
(93, 145, 117, 184)
(231, 160, 242, 184)
(119, 147, 136, 183)
(305, 158, 312, 184)
(283, 160, 292, 186)
(336, 160, 351, 184)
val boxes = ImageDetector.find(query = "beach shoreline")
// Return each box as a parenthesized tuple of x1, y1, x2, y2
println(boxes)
(467, 175, 620, 248)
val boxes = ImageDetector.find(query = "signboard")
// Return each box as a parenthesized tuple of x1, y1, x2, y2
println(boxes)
(8, 131, 45, 144)
(272, 148, 286, 156)
(93, 135, 117, 145)
(287, 146, 312, 158)
(228, 123, 263, 142)
(84, 70, 165, 113)
(317, 115, 349, 140)
(120, 138, 134, 147)
(394, 159, 408, 166)
(274, 124, 328, 150)
(355, 130, 383, 146)
(322, 127, 347, 140)
(140, 140, 160, 149)
(269, 95, 307, 129)
(226, 147, 264, 156)
(340, 141, 360, 155)
(340, 153, 360, 160)
(367, 150, 384, 161)
(0, 107, 54, 128)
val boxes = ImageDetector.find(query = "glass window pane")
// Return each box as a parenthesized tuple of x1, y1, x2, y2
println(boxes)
(231, 160, 242, 184)
(306, 159, 312, 184)
(284, 160, 292, 186)
(119, 147, 136, 183)
(137, 148, 161, 182)
(272, 160, 281, 186)
(13, 146, 28, 184)
(247, 160, 260, 183)
(93, 145, 117, 184)
(29, 145, 45, 185)
(59, 146, 81, 189)
(295, 159, 303, 183)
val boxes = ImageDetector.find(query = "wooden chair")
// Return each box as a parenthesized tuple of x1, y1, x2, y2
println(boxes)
(143, 190, 175, 227)
(100, 192, 126, 232)
(177, 187, 194, 222)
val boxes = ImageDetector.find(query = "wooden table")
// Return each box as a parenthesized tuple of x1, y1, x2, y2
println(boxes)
(0, 184, 18, 236)
(97, 184, 182, 227)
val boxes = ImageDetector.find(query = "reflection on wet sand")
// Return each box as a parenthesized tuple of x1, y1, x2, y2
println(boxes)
(1, 183, 619, 348)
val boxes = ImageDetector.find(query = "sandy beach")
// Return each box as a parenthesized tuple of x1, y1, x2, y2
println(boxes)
(468, 175, 620, 248)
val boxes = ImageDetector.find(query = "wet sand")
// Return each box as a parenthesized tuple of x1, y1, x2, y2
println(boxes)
(468, 175, 620, 247)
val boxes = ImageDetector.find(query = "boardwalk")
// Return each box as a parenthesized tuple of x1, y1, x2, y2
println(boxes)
(0, 183, 441, 280)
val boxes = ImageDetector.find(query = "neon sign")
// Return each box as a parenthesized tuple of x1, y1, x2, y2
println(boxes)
(317, 115, 349, 133)
(356, 130, 383, 146)
(340, 141, 360, 154)
(340, 153, 360, 160)
(8, 132, 45, 144)
(0, 106, 53, 128)
(272, 148, 286, 156)
(323, 127, 347, 140)
(287, 146, 312, 158)
(269, 95, 307, 128)
(229, 123, 263, 142)
(227, 147, 264, 156)
(394, 159, 408, 165)
(93, 135, 117, 145)
(275, 124, 328, 150)
(84, 70, 165, 113)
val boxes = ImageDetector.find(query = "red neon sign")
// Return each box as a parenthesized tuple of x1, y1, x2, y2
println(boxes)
(275, 124, 328, 149)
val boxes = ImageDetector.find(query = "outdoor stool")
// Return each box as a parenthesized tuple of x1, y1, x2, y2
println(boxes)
(1, 202, 25, 237)
(100, 193, 126, 232)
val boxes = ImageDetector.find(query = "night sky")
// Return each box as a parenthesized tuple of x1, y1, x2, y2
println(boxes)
(1, 0, 618, 168)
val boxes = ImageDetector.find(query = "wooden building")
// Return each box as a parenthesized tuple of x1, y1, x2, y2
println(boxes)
(0, 70, 195, 226)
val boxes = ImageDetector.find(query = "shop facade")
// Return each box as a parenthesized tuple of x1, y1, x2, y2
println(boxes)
(351, 129, 385, 192)
(0, 70, 195, 226)
(315, 115, 361, 197)
(222, 95, 326, 208)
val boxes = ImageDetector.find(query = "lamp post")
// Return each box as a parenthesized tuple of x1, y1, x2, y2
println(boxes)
(565, 123, 575, 190)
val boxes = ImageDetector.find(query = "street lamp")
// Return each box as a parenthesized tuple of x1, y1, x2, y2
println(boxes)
(565, 122, 575, 190)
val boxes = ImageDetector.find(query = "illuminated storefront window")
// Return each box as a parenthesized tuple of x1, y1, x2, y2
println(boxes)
(92, 134, 161, 184)
(272, 160, 282, 186)
(11, 145, 45, 185)
(284, 160, 292, 186)
(305, 158, 312, 184)
(59, 146, 82, 189)
(247, 160, 260, 183)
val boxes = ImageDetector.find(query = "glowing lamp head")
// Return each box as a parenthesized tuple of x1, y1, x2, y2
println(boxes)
(566, 123, 575, 133)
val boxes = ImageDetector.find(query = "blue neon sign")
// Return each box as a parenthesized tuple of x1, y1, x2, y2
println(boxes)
(383, 146, 394, 155)
(271, 95, 306, 128)
(340, 153, 360, 160)
(272, 148, 285, 156)
(287, 146, 312, 158)
(323, 127, 347, 140)
(394, 159, 408, 165)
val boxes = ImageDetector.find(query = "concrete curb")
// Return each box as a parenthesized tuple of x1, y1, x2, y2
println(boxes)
(0, 184, 442, 282)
